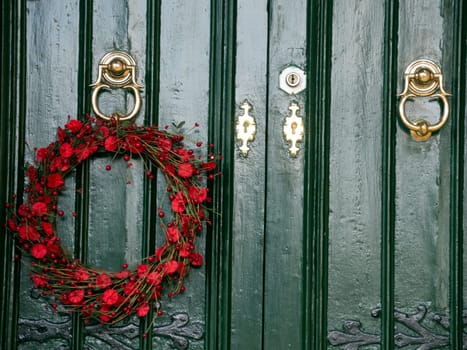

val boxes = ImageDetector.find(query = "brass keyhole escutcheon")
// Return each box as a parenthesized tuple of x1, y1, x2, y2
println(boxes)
(236, 101, 256, 157)
(283, 102, 304, 156)
(398, 59, 451, 141)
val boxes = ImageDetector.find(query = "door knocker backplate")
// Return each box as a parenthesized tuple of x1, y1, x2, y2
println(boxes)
(398, 59, 451, 141)
(91, 51, 143, 121)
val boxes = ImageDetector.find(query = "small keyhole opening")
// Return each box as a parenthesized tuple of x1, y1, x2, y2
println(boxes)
(291, 122, 297, 134)
(243, 121, 250, 134)
(286, 73, 300, 87)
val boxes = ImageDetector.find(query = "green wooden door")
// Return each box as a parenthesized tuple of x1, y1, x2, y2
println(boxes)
(1, 1, 466, 349)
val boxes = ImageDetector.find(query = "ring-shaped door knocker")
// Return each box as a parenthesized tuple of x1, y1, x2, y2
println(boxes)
(398, 59, 451, 141)
(90, 51, 143, 121)
(399, 93, 450, 141)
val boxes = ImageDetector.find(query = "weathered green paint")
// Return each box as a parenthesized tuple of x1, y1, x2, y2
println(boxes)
(1, 1, 466, 350)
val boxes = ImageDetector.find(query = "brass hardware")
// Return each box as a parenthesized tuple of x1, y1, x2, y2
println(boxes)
(398, 59, 451, 141)
(279, 66, 306, 95)
(90, 51, 143, 121)
(283, 102, 304, 156)
(236, 101, 256, 156)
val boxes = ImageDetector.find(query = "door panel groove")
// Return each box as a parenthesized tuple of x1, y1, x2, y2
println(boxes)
(448, 1, 466, 348)
(303, 0, 333, 349)
(206, 0, 237, 348)
(381, 0, 399, 349)
(141, 1, 162, 348)
(73, 1, 94, 348)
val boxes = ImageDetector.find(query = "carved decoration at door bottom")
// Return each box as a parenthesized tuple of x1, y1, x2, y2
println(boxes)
(18, 312, 203, 350)
(328, 304, 466, 349)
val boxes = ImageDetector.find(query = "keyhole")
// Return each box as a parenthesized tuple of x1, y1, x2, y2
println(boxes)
(243, 121, 250, 133)
(286, 73, 300, 87)
(291, 122, 297, 134)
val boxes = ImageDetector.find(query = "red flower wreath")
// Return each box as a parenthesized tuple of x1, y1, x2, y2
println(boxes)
(5, 115, 220, 325)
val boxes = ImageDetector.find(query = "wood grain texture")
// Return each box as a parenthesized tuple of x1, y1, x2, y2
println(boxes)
(230, 0, 268, 348)
(395, 0, 448, 311)
(327, 0, 384, 335)
(262, 0, 307, 348)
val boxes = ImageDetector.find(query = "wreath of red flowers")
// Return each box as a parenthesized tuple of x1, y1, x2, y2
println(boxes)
(5, 115, 220, 325)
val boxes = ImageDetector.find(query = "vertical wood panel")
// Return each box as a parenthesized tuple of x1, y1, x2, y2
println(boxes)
(230, 1, 267, 349)
(19, 1, 80, 349)
(263, 0, 307, 348)
(327, 0, 385, 339)
(157, 1, 211, 349)
(395, 0, 447, 313)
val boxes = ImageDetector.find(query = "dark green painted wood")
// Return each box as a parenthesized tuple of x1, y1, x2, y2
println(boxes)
(141, 1, 161, 348)
(2, 1, 467, 349)
(448, 1, 466, 348)
(72, 1, 93, 348)
(381, 0, 398, 349)
(206, 0, 236, 349)
(229, 1, 268, 349)
(0, 1, 26, 349)
(263, 1, 307, 348)
(303, 0, 333, 348)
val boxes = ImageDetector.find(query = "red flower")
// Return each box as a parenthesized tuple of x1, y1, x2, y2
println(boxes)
(31, 244, 47, 259)
(65, 120, 83, 134)
(60, 143, 74, 158)
(171, 192, 186, 213)
(166, 226, 180, 243)
(189, 252, 203, 267)
(18, 225, 40, 241)
(46, 242, 62, 257)
(68, 289, 85, 304)
(104, 136, 119, 151)
(36, 147, 49, 161)
(201, 161, 217, 171)
(99, 305, 111, 323)
(125, 135, 144, 153)
(164, 260, 179, 274)
(136, 303, 150, 317)
(179, 244, 191, 258)
(147, 271, 163, 286)
(155, 245, 166, 261)
(188, 187, 208, 203)
(114, 270, 130, 279)
(75, 144, 98, 161)
(27, 165, 37, 180)
(178, 162, 194, 178)
(73, 268, 90, 281)
(157, 136, 172, 150)
(102, 288, 119, 305)
(124, 281, 139, 296)
(32, 274, 48, 288)
(7, 218, 17, 231)
(41, 222, 53, 236)
(47, 173, 64, 189)
(164, 164, 175, 176)
(32, 202, 48, 216)
(137, 264, 149, 277)
(96, 273, 112, 289)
